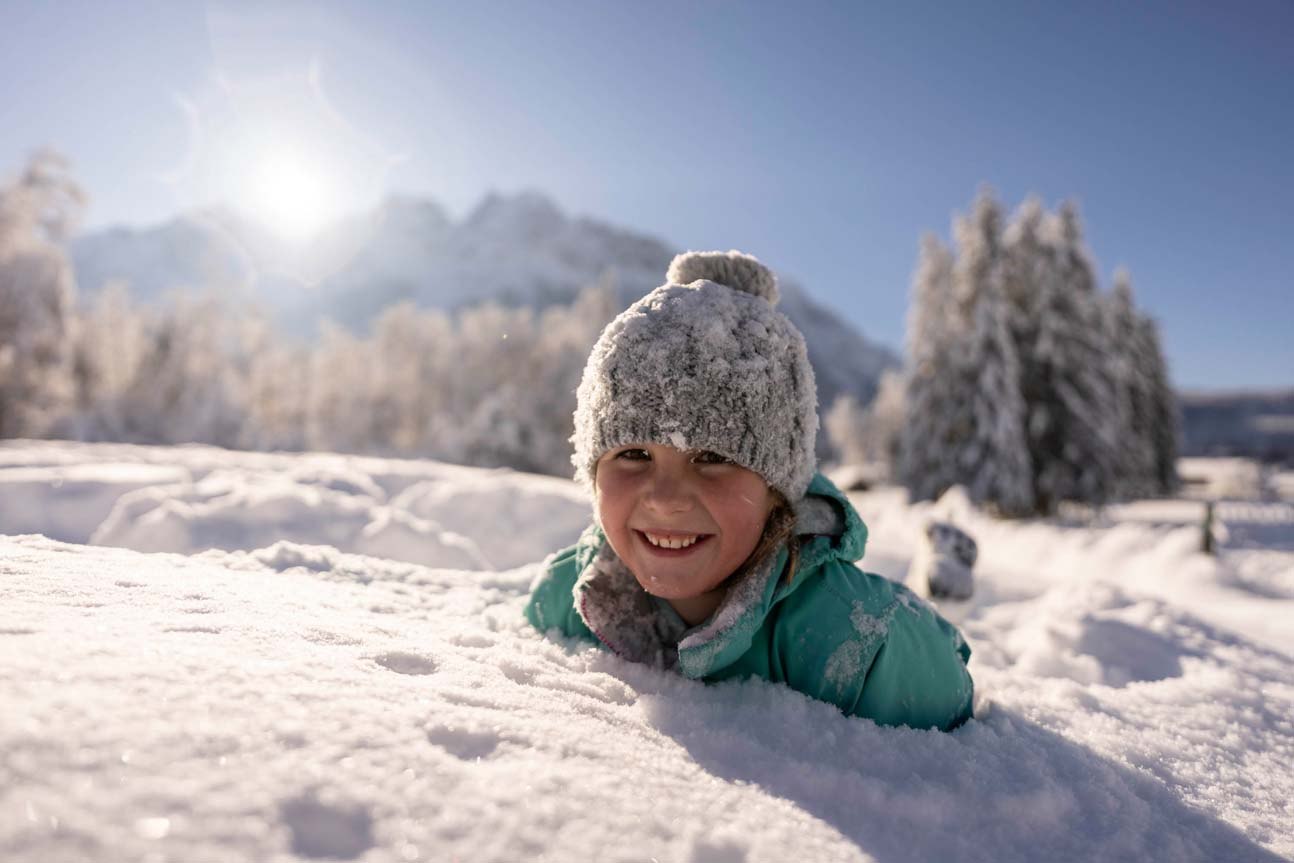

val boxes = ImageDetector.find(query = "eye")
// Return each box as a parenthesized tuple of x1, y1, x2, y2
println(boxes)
(614, 448, 651, 462)
(692, 450, 733, 466)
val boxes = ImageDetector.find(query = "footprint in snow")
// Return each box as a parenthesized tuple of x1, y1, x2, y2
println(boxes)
(498, 660, 536, 685)
(279, 791, 374, 860)
(425, 722, 502, 760)
(374, 651, 437, 675)
(687, 836, 748, 863)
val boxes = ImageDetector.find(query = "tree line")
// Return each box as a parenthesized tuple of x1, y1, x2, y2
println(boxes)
(0, 152, 613, 477)
(829, 189, 1178, 516)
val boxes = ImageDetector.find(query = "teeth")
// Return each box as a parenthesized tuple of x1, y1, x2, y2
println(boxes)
(644, 532, 700, 550)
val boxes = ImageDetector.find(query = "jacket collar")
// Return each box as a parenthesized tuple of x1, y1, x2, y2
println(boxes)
(573, 473, 868, 679)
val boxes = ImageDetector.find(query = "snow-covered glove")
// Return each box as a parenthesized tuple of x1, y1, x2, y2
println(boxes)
(911, 521, 977, 601)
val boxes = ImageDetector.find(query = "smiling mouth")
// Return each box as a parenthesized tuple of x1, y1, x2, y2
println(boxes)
(636, 530, 712, 552)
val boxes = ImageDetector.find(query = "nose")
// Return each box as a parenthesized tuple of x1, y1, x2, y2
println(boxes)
(644, 463, 694, 515)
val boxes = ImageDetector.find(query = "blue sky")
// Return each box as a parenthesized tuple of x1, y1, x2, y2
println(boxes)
(3, 0, 1291, 390)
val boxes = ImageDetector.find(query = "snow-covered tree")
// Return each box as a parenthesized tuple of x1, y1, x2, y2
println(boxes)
(1031, 202, 1119, 510)
(307, 320, 382, 454)
(526, 284, 617, 474)
(825, 393, 869, 467)
(899, 233, 964, 502)
(1103, 269, 1157, 498)
(295, 281, 613, 475)
(442, 286, 612, 476)
(235, 311, 309, 452)
(1001, 197, 1051, 380)
(946, 192, 1034, 515)
(860, 369, 906, 473)
(902, 191, 1179, 516)
(829, 369, 907, 475)
(65, 281, 149, 440)
(367, 301, 454, 454)
(1135, 312, 1179, 494)
(111, 294, 244, 446)
(442, 302, 540, 469)
(0, 151, 83, 438)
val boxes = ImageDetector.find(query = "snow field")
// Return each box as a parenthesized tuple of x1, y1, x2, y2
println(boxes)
(2, 441, 1293, 862)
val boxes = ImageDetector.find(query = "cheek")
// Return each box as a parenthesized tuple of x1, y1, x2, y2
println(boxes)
(727, 511, 768, 559)
(593, 482, 631, 536)
(711, 481, 775, 558)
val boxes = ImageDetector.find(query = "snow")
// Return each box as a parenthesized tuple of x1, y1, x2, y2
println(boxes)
(0, 442, 590, 572)
(0, 462, 190, 543)
(1177, 456, 1265, 500)
(3, 441, 1293, 862)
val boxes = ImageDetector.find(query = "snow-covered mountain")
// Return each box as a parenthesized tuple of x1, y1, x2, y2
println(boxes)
(70, 192, 899, 408)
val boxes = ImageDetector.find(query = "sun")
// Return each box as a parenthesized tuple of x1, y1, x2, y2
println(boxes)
(239, 148, 339, 241)
(163, 62, 396, 258)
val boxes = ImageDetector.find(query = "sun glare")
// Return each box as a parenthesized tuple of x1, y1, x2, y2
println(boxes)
(241, 149, 338, 241)
(164, 61, 395, 262)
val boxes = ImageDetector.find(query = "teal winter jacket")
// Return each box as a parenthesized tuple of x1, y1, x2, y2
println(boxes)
(525, 474, 974, 731)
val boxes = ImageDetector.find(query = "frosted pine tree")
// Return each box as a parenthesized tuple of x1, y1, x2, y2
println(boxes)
(1025, 202, 1119, 511)
(0, 151, 83, 438)
(1136, 312, 1180, 494)
(307, 321, 382, 454)
(236, 310, 310, 452)
(947, 192, 1034, 515)
(899, 234, 963, 502)
(367, 302, 454, 454)
(860, 368, 906, 473)
(66, 281, 149, 441)
(528, 283, 617, 474)
(113, 295, 244, 446)
(1001, 197, 1050, 413)
(825, 393, 869, 467)
(1001, 198, 1050, 338)
(1103, 269, 1156, 497)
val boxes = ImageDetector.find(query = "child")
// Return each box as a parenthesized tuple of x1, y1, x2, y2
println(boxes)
(526, 250, 973, 731)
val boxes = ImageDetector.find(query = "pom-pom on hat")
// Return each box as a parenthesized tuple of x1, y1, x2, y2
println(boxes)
(572, 249, 819, 501)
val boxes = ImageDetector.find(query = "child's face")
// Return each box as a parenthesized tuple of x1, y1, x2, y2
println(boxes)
(594, 443, 776, 605)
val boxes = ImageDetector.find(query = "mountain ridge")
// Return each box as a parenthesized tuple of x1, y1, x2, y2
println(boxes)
(69, 191, 900, 411)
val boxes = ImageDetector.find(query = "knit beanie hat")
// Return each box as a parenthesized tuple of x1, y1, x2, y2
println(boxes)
(572, 250, 818, 502)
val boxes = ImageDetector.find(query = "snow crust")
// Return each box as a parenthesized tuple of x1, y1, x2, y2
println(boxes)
(2, 441, 1292, 862)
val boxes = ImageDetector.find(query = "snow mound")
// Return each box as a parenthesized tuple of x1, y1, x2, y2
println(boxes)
(91, 470, 490, 570)
(285, 461, 388, 501)
(0, 442, 588, 571)
(0, 462, 191, 543)
(391, 470, 590, 569)
(998, 582, 1200, 687)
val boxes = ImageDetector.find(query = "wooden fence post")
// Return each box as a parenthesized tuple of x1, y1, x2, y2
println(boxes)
(1202, 500, 1216, 555)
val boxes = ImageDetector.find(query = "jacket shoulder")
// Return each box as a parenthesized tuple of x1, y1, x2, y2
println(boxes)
(775, 561, 973, 731)
(524, 537, 598, 643)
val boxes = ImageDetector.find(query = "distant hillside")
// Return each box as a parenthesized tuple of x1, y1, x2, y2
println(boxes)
(1179, 389, 1294, 463)
(70, 192, 899, 412)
